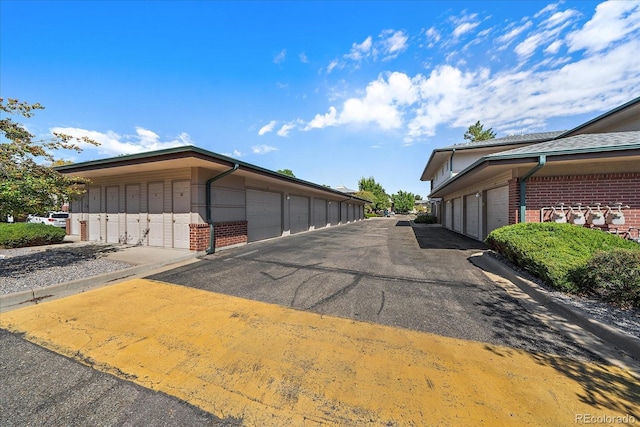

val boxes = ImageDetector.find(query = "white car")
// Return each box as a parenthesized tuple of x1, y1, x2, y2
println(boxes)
(28, 212, 69, 228)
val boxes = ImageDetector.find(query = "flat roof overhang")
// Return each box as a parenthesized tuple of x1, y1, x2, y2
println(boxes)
(429, 149, 640, 198)
(56, 146, 370, 203)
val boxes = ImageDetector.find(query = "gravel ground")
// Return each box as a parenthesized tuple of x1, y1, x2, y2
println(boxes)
(0, 243, 133, 295)
(1, 243, 638, 341)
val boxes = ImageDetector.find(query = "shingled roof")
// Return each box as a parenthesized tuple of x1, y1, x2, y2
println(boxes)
(486, 131, 640, 159)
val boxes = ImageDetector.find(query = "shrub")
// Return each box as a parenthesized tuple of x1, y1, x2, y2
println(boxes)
(414, 213, 438, 224)
(486, 222, 640, 292)
(0, 223, 66, 248)
(573, 249, 640, 309)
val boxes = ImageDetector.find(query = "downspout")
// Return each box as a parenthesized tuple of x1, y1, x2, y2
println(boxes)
(519, 155, 546, 223)
(205, 163, 239, 254)
(449, 149, 455, 175)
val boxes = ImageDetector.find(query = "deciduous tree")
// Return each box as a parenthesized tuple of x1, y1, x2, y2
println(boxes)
(0, 98, 98, 218)
(358, 177, 389, 212)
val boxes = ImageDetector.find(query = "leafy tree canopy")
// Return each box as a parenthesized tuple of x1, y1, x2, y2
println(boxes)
(392, 190, 416, 213)
(358, 177, 389, 212)
(463, 121, 496, 142)
(1, 98, 99, 218)
(277, 169, 295, 177)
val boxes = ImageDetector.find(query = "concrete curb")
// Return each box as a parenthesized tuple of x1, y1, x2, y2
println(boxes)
(469, 251, 640, 375)
(0, 252, 201, 313)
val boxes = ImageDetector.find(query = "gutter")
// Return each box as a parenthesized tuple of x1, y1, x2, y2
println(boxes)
(519, 155, 546, 223)
(205, 163, 239, 254)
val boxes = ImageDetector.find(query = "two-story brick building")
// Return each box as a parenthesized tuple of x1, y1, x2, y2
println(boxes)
(420, 97, 640, 241)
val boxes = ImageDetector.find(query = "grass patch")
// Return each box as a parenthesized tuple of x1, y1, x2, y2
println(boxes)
(486, 222, 640, 294)
(0, 223, 66, 248)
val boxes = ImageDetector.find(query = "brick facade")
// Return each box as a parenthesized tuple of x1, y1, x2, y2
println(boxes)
(514, 172, 640, 232)
(189, 221, 248, 251)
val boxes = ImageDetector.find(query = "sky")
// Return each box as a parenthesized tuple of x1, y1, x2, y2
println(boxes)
(1, 1, 639, 198)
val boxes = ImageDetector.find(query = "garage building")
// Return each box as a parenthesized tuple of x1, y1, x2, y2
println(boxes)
(58, 146, 368, 252)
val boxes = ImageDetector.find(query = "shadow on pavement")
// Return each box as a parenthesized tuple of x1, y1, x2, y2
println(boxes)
(411, 224, 487, 250)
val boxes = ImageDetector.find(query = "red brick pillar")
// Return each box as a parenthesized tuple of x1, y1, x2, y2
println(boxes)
(189, 223, 210, 251)
(79, 220, 88, 241)
(508, 178, 520, 224)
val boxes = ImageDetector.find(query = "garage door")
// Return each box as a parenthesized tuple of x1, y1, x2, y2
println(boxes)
(486, 186, 509, 236)
(329, 201, 339, 225)
(106, 186, 119, 243)
(247, 189, 282, 242)
(126, 184, 141, 245)
(464, 194, 480, 239)
(452, 198, 462, 232)
(88, 187, 101, 241)
(290, 195, 309, 234)
(313, 199, 327, 229)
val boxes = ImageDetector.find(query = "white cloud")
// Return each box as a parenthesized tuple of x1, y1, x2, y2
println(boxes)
(326, 59, 340, 73)
(566, 1, 640, 53)
(424, 27, 441, 48)
(453, 21, 480, 38)
(345, 36, 373, 61)
(534, 2, 559, 18)
(258, 120, 277, 136)
(222, 149, 244, 158)
(252, 144, 278, 154)
(277, 123, 296, 137)
(379, 30, 409, 60)
(496, 21, 532, 47)
(514, 8, 576, 60)
(340, 72, 415, 129)
(50, 126, 192, 156)
(544, 40, 562, 54)
(274, 49, 286, 64)
(304, 107, 338, 130)
(299, 52, 309, 63)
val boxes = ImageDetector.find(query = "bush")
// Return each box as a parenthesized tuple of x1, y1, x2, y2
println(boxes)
(414, 213, 438, 224)
(486, 222, 640, 292)
(573, 249, 640, 309)
(0, 223, 66, 248)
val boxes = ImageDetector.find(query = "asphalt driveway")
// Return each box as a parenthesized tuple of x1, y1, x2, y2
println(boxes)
(148, 217, 600, 361)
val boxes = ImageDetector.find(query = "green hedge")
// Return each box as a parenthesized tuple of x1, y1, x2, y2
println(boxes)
(486, 222, 640, 293)
(413, 213, 438, 224)
(0, 223, 66, 248)
(572, 249, 640, 309)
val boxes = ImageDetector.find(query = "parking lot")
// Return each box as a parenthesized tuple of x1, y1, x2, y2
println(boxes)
(2, 217, 638, 425)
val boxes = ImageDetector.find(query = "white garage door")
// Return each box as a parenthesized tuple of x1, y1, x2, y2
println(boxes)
(452, 198, 462, 232)
(486, 186, 509, 236)
(313, 199, 327, 229)
(247, 189, 282, 242)
(147, 182, 164, 247)
(88, 187, 101, 242)
(126, 184, 141, 245)
(106, 186, 119, 243)
(464, 194, 480, 239)
(172, 180, 191, 249)
(290, 195, 309, 234)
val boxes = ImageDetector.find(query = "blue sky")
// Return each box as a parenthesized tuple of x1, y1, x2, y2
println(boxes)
(2, 1, 639, 198)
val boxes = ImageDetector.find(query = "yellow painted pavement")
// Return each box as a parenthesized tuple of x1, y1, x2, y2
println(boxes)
(1, 278, 638, 426)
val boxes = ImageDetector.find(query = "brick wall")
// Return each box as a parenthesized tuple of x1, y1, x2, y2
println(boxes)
(214, 221, 248, 248)
(518, 172, 640, 230)
(189, 221, 248, 251)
